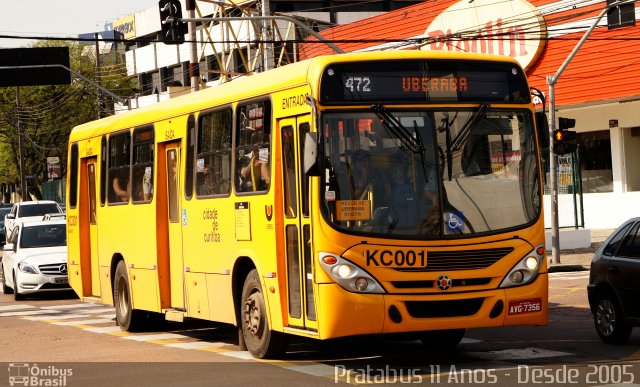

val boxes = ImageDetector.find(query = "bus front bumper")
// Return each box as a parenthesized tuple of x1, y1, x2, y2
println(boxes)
(316, 273, 547, 340)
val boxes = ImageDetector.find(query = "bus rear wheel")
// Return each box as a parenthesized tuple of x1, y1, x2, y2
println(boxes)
(420, 329, 465, 348)
(113, 261, 144, 332)
(241, 269, 288, 359)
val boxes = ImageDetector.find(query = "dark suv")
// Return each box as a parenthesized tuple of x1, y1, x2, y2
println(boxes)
(588, 217, 640, 344)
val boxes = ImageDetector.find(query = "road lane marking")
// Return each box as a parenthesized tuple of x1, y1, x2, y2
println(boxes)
(122, 333, 187, 341)
(0, 309, 61, 317)
(286, 364, 338, 377)
(41, 303, 103, 310)
(52, 318, 114, 326)
(220, 351, 254, 360)
(165, 341, 227, 349)
(84, 326, 123, 334)
(23, 313, 89, 321)
(0, 304, 37, 311)
(466, 347, 571, 360)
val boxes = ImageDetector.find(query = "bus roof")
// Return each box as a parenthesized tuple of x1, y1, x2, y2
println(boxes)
(68, 50, 521, 142)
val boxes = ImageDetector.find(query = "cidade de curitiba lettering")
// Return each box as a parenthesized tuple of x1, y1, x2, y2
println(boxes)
(428, 19, 527, 59)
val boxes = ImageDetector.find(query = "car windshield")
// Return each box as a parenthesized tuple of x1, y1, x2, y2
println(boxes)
(17, 204, 60, 218)
(319, 108, 541, 238)
(20, 224, 67, 248)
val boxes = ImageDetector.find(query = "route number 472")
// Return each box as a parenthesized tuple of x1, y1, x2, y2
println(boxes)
(345, 76, 371, 92)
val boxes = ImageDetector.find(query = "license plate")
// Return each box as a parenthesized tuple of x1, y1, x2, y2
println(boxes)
(52, 277, 68, 284)
(508, 298, 542, 315)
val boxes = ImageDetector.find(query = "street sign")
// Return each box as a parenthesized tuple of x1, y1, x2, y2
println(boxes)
(0, 47, 71, 87)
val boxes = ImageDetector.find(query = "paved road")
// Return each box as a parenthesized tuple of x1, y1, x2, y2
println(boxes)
(1, 271, 640, 386)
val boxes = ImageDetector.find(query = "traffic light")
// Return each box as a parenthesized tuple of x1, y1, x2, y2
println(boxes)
(553, 117, 577, 155)
(158, 0, 185, 45)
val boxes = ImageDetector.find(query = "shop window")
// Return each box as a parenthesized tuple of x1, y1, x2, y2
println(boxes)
(607, 0, 636, 29)
(578, 130, 612, 193)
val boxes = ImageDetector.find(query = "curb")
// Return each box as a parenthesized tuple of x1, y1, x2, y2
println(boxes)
(548, 264, 588, 273)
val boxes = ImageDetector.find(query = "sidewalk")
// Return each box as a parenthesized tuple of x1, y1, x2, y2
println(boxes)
(547, 228, 615, 272)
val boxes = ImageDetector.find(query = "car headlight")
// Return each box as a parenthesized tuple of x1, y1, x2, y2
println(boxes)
(319, 253, 386, 294)
(500, 244, 545, 288)
(18, 262, 38, 274)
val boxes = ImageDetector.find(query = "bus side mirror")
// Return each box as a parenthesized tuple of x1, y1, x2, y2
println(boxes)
(304, 132, 321, 176)
(535, 112, 549, 151)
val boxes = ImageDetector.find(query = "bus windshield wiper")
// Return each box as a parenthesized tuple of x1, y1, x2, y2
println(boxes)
(371, 104, 423, 154)
(450, 103, 489, 153)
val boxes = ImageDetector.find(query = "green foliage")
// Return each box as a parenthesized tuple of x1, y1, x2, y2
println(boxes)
(0, 40, 137, 198)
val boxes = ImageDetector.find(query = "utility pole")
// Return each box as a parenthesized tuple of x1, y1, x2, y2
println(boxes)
(95, 32, 102, 119)
(15, 86, 27, 201)
(261, 0, 273, 72)
(547, 0, 635, 264)
(186, 0, 199, 92)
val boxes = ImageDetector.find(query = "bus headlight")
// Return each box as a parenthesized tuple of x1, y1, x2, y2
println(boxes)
(319, 253, 385, 294)
(500, 244, 544, 288)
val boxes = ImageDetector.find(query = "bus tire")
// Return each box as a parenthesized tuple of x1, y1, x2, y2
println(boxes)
(2, 266, 13, 294)
(240, 269, 288, 358)
(113, 261, 144, 332)
(420, 329, 465, 348)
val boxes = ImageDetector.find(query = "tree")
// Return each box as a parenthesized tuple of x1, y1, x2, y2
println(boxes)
(0, 40, 137, 200)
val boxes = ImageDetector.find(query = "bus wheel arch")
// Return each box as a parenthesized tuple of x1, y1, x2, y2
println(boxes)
(112, 258, 145, 332)
(239, 268, 288, 358)
(232, 257, 256, 350)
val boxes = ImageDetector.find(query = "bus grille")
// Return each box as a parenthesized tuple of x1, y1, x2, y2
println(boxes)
(395, 247, 514, 272)
(405, 299, 484, 318)
(391, 278, 491, 289)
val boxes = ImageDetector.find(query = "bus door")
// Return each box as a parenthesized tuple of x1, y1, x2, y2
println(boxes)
(164, 142, 185, 309)
(79, 157, 100, 296)
(279, 115, 317, 331)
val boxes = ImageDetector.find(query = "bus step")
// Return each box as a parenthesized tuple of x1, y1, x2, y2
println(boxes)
(82, 296, 102, 303)
(164, 309, 185, 323)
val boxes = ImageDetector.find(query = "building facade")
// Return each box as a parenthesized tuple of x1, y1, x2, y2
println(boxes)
(298, 0, 640, 229)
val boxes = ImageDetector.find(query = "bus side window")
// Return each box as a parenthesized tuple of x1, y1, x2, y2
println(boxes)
(197, 109, 232, 196)
(235, 101, 271, 193)
(108, 131, 131, 204)
(132, 126, 154, 202)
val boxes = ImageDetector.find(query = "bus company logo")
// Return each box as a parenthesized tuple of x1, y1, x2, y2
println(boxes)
(265, 205, 273, 221)
(437, 275, 452, 291)
(8, 363, 73, 386)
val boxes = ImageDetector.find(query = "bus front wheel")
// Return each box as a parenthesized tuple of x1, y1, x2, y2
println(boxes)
(113, 260, 144, 332)
(240, 269, 288, 358)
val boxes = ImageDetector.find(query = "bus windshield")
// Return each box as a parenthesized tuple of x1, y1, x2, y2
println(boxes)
(319, 108, 541, 238)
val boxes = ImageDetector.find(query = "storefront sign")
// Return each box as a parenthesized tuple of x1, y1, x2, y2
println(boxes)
(113, 14, 136, 40)
(422, 0, 547, 71)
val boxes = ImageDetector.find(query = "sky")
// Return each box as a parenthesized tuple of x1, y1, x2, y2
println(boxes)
(1, 0, 160, 48)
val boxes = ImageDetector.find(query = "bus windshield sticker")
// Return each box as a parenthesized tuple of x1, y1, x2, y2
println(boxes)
(336, 200, 371, 221)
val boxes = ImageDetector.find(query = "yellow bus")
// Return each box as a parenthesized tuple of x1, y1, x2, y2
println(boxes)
(66, 50, 549, 358)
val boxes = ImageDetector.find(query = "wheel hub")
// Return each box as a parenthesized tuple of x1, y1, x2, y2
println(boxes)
(596, 299, 615, 336)
(244, 292, 264, 338)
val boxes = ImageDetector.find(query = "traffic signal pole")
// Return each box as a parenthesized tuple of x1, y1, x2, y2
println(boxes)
(546, 0, 635, 264)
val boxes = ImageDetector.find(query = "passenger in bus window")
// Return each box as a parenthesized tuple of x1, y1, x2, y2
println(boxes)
(112, 170, 130, 202)
(351, 149, 386, 205)
(143, 167, 153, 200)
(240, 132, 270, 191)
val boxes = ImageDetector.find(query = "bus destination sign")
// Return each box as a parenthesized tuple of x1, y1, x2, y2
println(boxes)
(320, 60, 530, 105)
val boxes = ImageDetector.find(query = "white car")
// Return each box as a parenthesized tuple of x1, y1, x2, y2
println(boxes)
(4, 201, 63, 241)
(1, 220, 69, 300)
